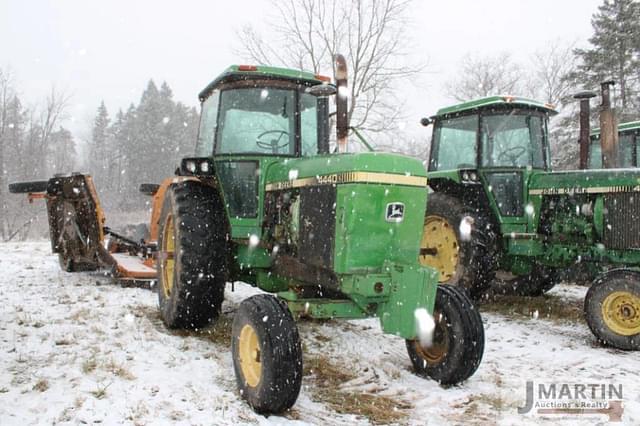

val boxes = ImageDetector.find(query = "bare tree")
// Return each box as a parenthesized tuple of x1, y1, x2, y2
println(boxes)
(236, 0, 422, 135)
(445, 53, 523, 102)
(527, 41, 578, 106)
(0, 68, 19, 239)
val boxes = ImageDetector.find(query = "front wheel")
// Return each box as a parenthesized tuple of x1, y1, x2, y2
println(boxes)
(584, 269, 640, 350)
(406, 284, 484, 385)
(231, 295, 303, 414)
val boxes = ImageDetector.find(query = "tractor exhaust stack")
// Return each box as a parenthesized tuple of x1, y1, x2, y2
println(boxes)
(599, 80, 619, 168)
(334, 54, 349, 153)
(574, 90, 597, 169)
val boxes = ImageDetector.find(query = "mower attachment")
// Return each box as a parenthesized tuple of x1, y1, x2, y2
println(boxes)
(9, 174, 157, 282)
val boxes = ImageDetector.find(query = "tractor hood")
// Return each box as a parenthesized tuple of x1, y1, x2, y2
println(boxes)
(263, 152, 428, 275)
(264, 152, 427, 190)
(529, 169, 640, 195)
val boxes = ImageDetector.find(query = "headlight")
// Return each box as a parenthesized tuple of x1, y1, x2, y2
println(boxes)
(200, 161, 209, 173)
(186, 160, 197, 173)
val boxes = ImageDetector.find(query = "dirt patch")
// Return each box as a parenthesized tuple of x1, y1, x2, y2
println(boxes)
(303, 355, 411, 425)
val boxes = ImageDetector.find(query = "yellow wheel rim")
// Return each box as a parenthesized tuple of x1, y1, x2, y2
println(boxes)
(414, 311, 449, 363)
(419, 215, 459, 282)
(161, 214, 176, 298)
(239, 324, 262, 387)
(601, 291, 640, 336)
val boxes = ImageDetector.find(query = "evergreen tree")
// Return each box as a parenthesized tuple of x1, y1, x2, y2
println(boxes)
(573, 0, 640, 119)
(90, 101, 111, 188)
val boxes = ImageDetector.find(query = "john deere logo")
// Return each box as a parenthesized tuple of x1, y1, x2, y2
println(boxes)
(386, 203, 405, 223)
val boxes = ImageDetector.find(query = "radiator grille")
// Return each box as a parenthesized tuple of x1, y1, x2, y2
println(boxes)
(603, 193, 640, 249)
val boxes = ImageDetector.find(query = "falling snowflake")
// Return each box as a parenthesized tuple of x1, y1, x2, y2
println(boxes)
(414, 308, 436, 347)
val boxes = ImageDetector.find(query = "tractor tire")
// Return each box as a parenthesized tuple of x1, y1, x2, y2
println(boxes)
(157, 181, 229, 329)
(584, 269, 640, 350)
(406, 284, 484, 385)
(8, 180, 48, 193)
(232, 294, 303, 414)
(420, 192, 498, 298)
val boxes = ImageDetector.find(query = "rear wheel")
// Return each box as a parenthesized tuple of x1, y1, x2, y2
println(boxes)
(406, 284, 485, 385)
(232, 295, 303, 414)
(157, 181, 229, 329)
(420, 193, 498, 298)
(585, 269, 640, 350)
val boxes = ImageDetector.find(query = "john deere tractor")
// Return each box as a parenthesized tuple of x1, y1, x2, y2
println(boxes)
(589, 121, 640, 169)
(419, 95, 640, 351)
(9, 56, 484, 414)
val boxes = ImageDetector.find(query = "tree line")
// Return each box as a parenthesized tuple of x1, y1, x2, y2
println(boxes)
(0, 75, 198, 241)
(0, 69, 75, 241)
(87, 80, 199, 209)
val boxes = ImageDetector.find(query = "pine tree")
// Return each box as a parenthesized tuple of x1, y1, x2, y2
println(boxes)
(573, 0, 640, 119)
(90, 101, 111, 188)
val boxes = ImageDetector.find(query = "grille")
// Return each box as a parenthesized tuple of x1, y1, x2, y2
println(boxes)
(603, 193, 640, 249)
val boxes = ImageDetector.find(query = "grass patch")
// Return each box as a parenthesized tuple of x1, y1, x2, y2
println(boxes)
(479, 293, 583, 323)
(33, 378, 49, 392)
(104, 359, 136, 380)
(82, 357, 98, 374)
(169, 312, 234, 346)
(91, 382, 111, 399)
(303, 355, 411, 424)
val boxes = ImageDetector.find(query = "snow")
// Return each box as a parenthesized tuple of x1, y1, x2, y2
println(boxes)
(1, 242, 639, 425)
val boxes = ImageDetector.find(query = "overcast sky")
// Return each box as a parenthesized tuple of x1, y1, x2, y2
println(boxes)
(1, 0, 602, 143)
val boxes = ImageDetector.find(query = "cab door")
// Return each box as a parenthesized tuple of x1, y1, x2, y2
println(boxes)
(478, 111, 548, 235)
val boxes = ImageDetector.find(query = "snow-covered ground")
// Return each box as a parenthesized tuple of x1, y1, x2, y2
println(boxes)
(1, 242, 638, 425)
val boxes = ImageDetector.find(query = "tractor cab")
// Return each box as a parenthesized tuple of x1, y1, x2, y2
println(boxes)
(425, 96, 557, 227)
(588, 121, 640, 168)
(191, 65, 332, 240)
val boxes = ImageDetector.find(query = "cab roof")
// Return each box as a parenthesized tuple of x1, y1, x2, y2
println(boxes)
(433, 95, 558, 118)
(591, 120, 640, 137)
(198, 65, 326, 101)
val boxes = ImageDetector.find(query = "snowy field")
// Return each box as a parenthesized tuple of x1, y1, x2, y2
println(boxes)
(1, 242, 638, 425)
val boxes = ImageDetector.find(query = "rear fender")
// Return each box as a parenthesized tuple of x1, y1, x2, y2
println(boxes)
(147, 176, 224, 243)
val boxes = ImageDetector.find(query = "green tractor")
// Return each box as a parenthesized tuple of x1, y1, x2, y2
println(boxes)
(9, 57, 484, 414)
(589, 121, 640, 169)
(419, 95, 640, 351)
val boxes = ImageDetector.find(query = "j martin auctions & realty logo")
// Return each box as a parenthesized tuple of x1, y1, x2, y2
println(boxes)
(518, 381, 624, 422)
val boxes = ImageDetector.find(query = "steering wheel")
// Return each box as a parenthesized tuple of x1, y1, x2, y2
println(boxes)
(497, 146, 527, 164)
(256, 130, 290, 152)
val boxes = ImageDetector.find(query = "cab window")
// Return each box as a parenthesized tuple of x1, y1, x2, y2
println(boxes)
(216, 87, 296, 155)
(481, 113, 545, 168)
(429, 115, 478, 171)
(195, 90, 220, 156)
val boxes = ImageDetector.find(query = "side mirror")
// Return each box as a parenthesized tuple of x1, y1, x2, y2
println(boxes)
(306, 84, 337, 97)
(420, 117, 433, 127)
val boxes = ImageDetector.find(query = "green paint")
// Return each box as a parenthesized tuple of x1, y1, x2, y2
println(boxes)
(434, 95, 557, 117)
(333, 184, 426, 273)
(196, 65, 440, 337)
(426, 95, 640, 284)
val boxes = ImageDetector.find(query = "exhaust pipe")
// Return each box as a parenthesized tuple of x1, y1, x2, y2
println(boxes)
(599, 80, 619, 168)
(334, 54, 349, 153)
(573, 91, 596, 169)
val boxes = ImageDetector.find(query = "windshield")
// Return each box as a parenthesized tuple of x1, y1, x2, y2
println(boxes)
(217, 87, 295, 155)
(589, 131, 638, 168)
(195, 85, 322, 157)
(429, 115, 478, 171)
(480, 112, 546, 168)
